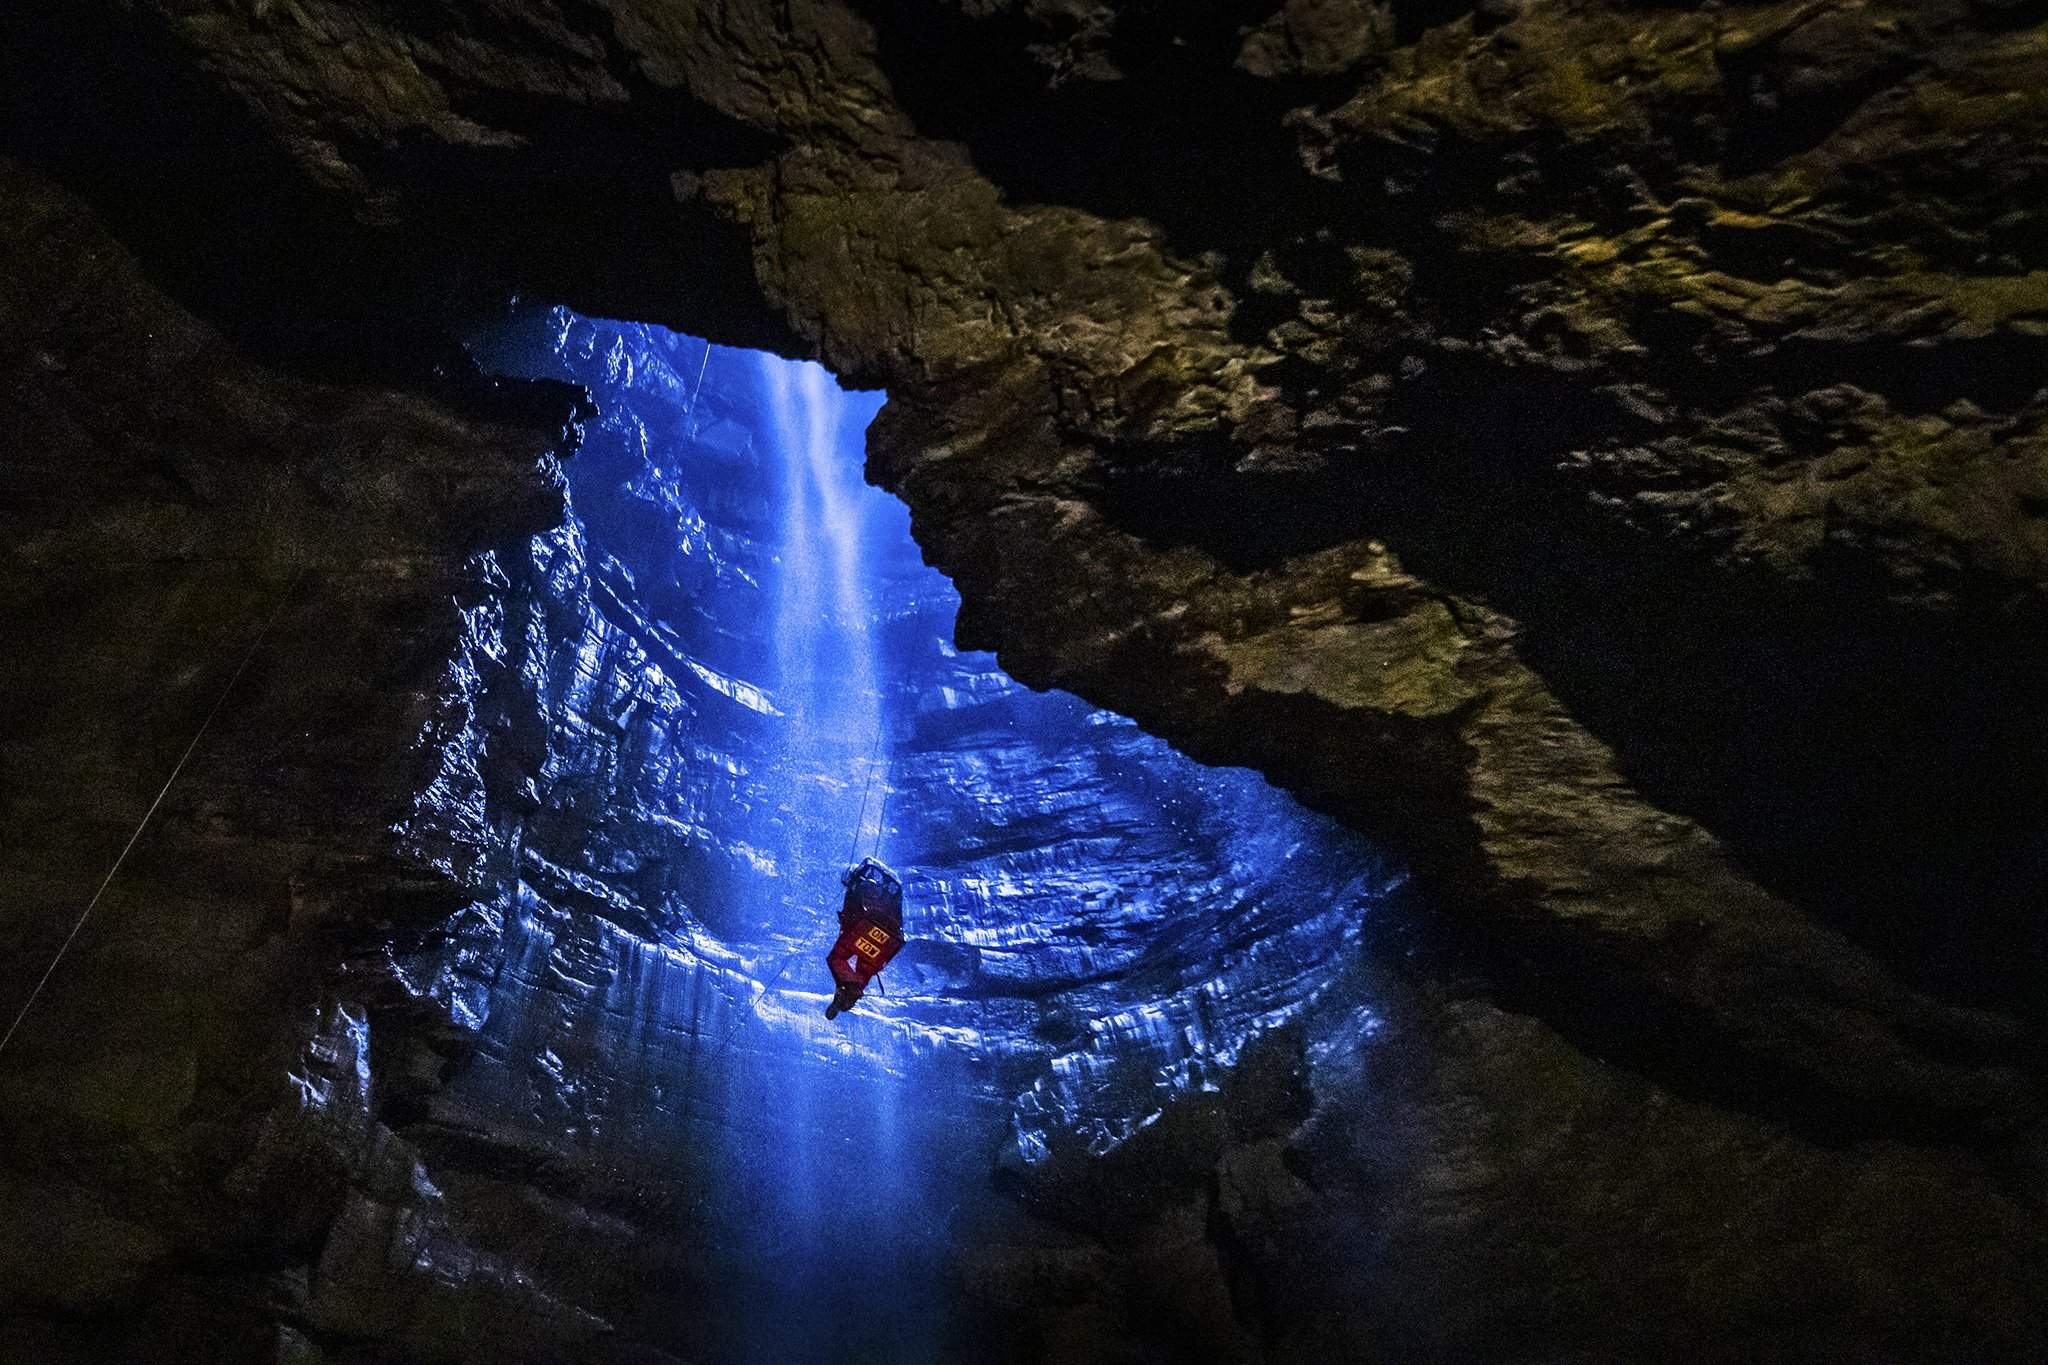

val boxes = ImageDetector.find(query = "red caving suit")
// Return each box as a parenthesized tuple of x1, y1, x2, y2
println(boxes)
(826, 873, 903, 1014)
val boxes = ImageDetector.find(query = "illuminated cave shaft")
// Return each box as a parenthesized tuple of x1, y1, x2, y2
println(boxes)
(435, 310, 1387, 1363)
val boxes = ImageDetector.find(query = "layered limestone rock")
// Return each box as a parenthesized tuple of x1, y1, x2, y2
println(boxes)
(3, 0, 2048, 1360)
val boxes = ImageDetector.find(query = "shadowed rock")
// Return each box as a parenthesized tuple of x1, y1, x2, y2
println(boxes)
(2, 0, 2047, 1359)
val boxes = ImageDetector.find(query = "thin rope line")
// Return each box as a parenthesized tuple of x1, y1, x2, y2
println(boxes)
(684, 340, 712, 436)
(0, 568, 305, 1060)
(845, 715, 886, 867)
(867, 733, 891, 861)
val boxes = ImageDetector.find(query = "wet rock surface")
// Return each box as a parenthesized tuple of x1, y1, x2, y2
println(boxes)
(2, 0, 2048, 1360)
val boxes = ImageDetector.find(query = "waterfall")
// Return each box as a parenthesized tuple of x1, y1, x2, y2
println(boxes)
(759, 355, 888, 868)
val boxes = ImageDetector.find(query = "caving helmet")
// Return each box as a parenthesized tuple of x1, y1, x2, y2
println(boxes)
(841, 856, 901, 896)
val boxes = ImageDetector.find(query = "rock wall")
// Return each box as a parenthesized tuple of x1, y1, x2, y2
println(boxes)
(7, 0, 2037, 1111)
(2, 0, 2047, 1360)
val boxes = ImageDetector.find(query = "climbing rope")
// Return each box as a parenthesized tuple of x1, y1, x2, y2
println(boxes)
(0, 567, 305, 1060)
(684, 339, 712, 439)
(843, 707, 889, 866)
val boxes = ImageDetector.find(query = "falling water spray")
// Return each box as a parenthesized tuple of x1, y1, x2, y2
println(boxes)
(758, 356, 886, 866)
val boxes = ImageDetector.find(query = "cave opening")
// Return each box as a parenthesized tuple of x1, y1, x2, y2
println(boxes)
(446, 309, 1397, 1361)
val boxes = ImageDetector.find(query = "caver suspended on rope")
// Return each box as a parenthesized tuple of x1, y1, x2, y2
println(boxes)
(824, 856, 904, 1020)
(823, 706, 906, 1020)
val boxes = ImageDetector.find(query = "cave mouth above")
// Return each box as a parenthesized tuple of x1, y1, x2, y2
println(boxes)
(461, 307, 1398, 1172)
